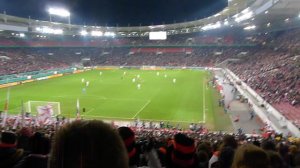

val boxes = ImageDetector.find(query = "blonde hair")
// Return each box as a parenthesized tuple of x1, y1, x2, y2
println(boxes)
(232, 144, 269, 168)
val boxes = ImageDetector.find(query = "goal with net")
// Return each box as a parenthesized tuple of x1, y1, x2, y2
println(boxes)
(24, 101, 61, 116)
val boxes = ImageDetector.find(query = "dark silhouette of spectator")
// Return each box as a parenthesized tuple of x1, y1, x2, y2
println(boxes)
(166, 133, 197, 168)
(0, 132, 24, 168)
(118, 127, 140, 168)
(261, 140, 276, 151)
(218, 146, 235, 168)
(265, 150, 285, 168)
(14, 132, 51, 168)
(49, 120, 128, 168)
(209, 135, 238, 168)
(16, 127, 33, 152)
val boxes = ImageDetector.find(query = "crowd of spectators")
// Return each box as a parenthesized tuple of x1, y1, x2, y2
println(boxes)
(0, 47, 252, 76)
(219, 28, 300, 127)
(1, 120, 300, 168)
(0, 49, 69, 76)
(228, 49, 299, 106)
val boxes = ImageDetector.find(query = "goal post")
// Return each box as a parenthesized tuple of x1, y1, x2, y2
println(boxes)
(24, 101, 61, 116)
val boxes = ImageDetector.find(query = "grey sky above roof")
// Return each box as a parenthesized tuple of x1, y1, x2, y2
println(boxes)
(0, 0, 227, 26)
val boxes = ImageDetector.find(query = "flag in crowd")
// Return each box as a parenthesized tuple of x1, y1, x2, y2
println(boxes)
(36, 105, 54, 126)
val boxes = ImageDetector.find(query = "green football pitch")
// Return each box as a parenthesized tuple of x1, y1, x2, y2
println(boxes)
(0, 69, 232, 130)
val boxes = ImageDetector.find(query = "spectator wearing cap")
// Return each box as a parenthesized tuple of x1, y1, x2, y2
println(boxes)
(0, 131, 25, 168)
(166, 133, 197, 168)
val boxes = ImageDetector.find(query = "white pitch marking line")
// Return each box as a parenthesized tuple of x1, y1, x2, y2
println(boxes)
(202, 80, 206, 123)
(84, 108, 95, 115)
(83, 114, 203, 123)
(132, 100, 151, 119)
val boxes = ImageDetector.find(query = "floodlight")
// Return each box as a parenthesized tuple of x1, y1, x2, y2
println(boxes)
(104, 32, 115, 37)
(48, 8, 70, 17)
(244, 25, 256, 30)
(36, 27, 63, 34)
(53, 29, 63, 34)
(214, 13, 221, 17)
(235, 11, 253, 22)
(241, 8, 250, 14)
(19, 33, 25, 37)
(80, 30, 88, 36)
(91, 31, 103, 36)
(224, 20, 229, 26)
(202, 22, 221, 31)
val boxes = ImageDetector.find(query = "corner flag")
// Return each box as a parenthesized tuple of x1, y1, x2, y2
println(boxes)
(76, 98, 81, 120)
(1, 88, 10, 128)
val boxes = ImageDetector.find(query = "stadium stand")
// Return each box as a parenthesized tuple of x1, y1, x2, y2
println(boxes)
(0, 28, 298, 128)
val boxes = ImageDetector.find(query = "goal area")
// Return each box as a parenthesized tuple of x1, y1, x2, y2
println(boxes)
(24, 101, 61, 116)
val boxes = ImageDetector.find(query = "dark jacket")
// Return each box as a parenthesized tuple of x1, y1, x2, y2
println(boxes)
(0, 144, 24, 168)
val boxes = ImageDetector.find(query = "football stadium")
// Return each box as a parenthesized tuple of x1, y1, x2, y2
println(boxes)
(0, 0, 300, 167)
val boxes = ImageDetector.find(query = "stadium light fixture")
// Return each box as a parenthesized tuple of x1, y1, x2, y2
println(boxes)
(235, 11, 253, 22)
(104, 32, 116, 37)
(285, 18, 290, 22)
(48, 8, 70, 17)
(80, 30, 88, 36)
(265, 11, 269, 14)
(19, 33, 25, 38)
(91, 31, 103, 36)
(36, 27, 63, 35)
(244, 25, 256, 30)
(224, 19, 229, 26)
(201, 22, 221, 31)
(214, 13, 221, 17)
(267, 23, 271, 27)
(48, 7, 71, 25)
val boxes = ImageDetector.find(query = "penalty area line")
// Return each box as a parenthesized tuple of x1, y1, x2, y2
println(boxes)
(132, 100, 151, 119)
(81, 108, 95, 117)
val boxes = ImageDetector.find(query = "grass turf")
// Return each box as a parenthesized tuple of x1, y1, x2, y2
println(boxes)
(0, 69, 232, 131)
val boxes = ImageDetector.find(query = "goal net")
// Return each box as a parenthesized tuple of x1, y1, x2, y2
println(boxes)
(24, 101, 61, 116)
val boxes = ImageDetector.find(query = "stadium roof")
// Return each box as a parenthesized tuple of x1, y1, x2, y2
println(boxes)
(0, 0, 299, 37)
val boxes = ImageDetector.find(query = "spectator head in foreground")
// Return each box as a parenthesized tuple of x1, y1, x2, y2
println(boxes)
(49, 120, 128, 168)
(169, 133, 196, 168)
(0, 131, 24, 168)
(232, 144, 270, 168)
(221, 134, 238, 149)
(118, 126, 139, 167)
